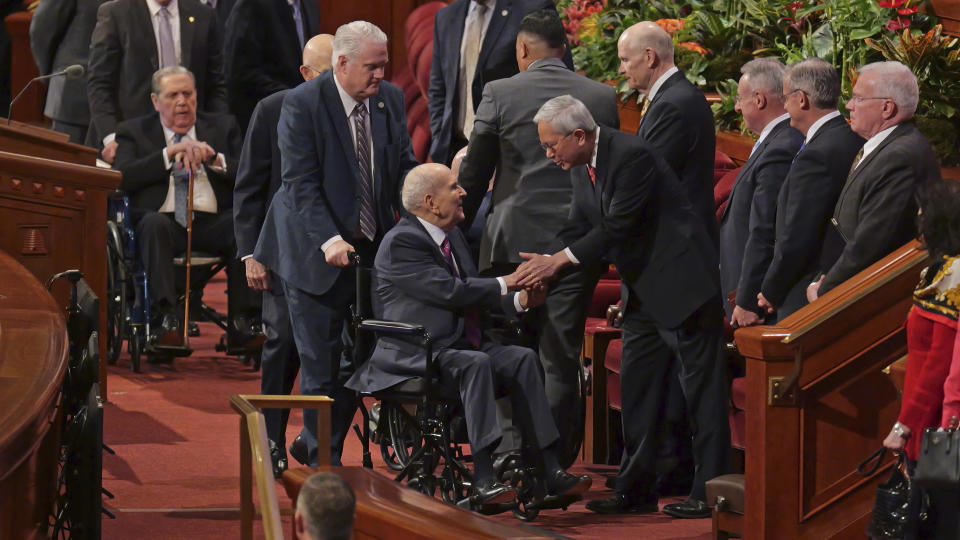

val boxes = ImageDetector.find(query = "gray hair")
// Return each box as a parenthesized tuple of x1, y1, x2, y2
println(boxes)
(784, 57, 841, 110)
(741, 58, 786, 102)
(151, 66, 195, 95)
(332, 20, 388, 66)
(533, 95, 597, 134)
(402, 163, 442, 212)
(858, 61, 919, 118)
(296, 473, 355, 540)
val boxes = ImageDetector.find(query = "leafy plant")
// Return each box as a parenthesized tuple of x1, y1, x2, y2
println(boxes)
(711, 78, 745, 132)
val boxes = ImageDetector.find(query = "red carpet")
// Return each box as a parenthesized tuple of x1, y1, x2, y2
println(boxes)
(101, 273, 710, 539)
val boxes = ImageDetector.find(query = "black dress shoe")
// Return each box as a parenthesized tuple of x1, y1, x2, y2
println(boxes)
(230, 316, 265, 349)
(152, 311, 183, 346)
(545, 469, 592, 497)
(585, 492, 659, 514)
(473, 479, 516, 506)
(605, 476, 615, 490)
(661, 497, 711, 519)
(288, 434, 308, 466)
(269, 440, 288, 479)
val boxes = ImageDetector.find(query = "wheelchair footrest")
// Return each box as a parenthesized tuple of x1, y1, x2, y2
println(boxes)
(526, 493, 581, 511)
(456, 497, 515, 516)
(149, 344, 193, 358)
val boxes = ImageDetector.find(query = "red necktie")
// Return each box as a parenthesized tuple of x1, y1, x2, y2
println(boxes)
(441, 237, 482, 347)
(587, 165, 596, 185)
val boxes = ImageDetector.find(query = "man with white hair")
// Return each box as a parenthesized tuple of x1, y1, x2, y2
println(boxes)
(347, 163, 592, 508)
(254, 21, 419, 467)
(808, 61, 941, 301)
(518, 95, 729, 518)
(720, 58, 803, 328)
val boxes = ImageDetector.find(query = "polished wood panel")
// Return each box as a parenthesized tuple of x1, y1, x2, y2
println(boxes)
(930, 0, 960, 36)
(0, 250, 69, 539)
(4, 10, 45, 124)
(284, 466, 554, 540)
(734, 241, 928, 540)
(0, 150, 121, 395)
(0, 119, 98, 166)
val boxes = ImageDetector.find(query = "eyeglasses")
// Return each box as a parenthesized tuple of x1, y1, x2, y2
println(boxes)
(848, 95, 891, 104)
(302, 65, 325, 76)
(540, 132, 572, 152)
(784, 88, 805, 99)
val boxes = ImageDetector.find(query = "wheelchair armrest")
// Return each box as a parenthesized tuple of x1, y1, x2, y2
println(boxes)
(359, 319, 429, 339)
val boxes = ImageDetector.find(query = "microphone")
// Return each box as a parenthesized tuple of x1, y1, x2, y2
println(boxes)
(7, 64, 85, 125)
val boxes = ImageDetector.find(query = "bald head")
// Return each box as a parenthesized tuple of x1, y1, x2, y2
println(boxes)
(402, 163, 466, 231)
(617, 21, 675, 93)
(301, 34, 334, 81)
(620, 22, 674, 65)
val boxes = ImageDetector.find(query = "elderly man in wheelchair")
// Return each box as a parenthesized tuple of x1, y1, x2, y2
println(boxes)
(111, 66, 260, 352)
(347, 163, 591, 514)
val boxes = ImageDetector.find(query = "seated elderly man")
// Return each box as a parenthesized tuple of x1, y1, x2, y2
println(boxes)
(295, 472, 355, 540)
(347, 163, 590, 507)
(114, 66, 258, 347)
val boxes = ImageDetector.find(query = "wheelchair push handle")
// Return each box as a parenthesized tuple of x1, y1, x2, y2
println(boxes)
(348, 251, 361, 266)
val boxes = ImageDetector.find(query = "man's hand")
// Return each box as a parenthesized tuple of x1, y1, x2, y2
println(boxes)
(324, 239, 355, 267)
(102, 140, 119, 163)
(806, 275, 824, 303)
(244, 257, 270, 291)
(168, 140, 216, 173)
(515, 251, 570, 288)
(519, 282, 548, 309)
(756, 292, 776, 315)
(731, 305, 762, 328)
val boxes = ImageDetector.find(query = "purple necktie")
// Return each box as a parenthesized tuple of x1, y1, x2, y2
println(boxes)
(441, 236, 481, 347)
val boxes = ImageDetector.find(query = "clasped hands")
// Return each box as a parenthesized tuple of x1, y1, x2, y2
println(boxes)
(167, 139, 218, 174)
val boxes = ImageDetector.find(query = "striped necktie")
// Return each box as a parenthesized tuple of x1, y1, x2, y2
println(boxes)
(353, 102, 376, 240)
(172, 132, 189, 227)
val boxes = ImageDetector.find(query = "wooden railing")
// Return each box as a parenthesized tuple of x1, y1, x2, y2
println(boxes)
(0, 250, 69, 539)
(733, 240, 928, 540)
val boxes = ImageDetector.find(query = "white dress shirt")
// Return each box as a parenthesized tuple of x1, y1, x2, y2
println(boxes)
(750, 112, 791, 156)
(645, 65, 679, 102)
(856, 124, 899, 168)
(416, 216, 524, 312)
(157, 123, 224, 215)
(320, 74, 378, 253)
(804, 110, 842, 143)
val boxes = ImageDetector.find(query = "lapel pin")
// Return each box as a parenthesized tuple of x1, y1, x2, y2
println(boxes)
(188, 16, 195, 22)
(377, 101, 384, 109)
(501, 9, 508, 16)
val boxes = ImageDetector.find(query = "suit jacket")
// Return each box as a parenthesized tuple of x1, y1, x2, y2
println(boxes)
(427, 0, 573, 165)
(113, 110, 242, 214)
(254, 71, 419, 295)
(29, 0, 108, 125)
(233, 89, 286, 258)
(346, 216, 518, 393)
(818, 122, 939, 295)
(87, 0, 228, 146)
(560, 127, 720, 329)
(636, 70, 718, 244)
(210, 0, 234, 40)
(222, 0, 318, 131)
(458, 57, 619, 271)
(760, 114, 864, 313)
(718, 118, 803, 313)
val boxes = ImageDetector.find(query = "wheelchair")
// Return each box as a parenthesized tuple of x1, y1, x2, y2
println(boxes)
(346, 254, 582, 521)
(105, 192, 260, 371)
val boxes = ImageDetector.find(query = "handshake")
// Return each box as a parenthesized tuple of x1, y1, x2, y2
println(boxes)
(500, 251, 574, 309)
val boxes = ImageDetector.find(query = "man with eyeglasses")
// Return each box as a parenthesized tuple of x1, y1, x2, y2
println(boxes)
(756, 57, 864, 321)
(807, 61, 940, 303)
(222, 0, 319, 132)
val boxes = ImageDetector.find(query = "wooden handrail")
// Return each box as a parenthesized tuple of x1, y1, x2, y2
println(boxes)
(229, 394, 333, 540)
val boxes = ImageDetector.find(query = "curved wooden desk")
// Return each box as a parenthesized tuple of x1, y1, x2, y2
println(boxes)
(0, 249, 69, 539)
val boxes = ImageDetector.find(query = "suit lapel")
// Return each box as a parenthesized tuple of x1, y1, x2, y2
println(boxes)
(134, 0, 160, 71)
(805, 114, 843, 147)
(840, 123, 908, 201)
(476, 0, 512, 72)
(721, 119, 788, 220)
(410, 217, 454, 274)
(179, 0, 195, 68)
(447, 0, 470, 78)
(637, 71, 682, 130)
(370, 94, 388, 206)
(449, 229, 477, 278)
(596, 129, 613, 216)
(302, 0, 319, 33)
(320, 74, 362, 186)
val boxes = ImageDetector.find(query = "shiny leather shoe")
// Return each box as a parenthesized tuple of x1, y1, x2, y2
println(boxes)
(152, 311, 184, 347)
(230, 316, 265, 349)
(473, 479, 516, 506)
(269, 440, 288, 479)
(661, 497, 711, 519)
(545, 470, 592, 497)
(585, 492, 659, 515)
(288, 434, 309, 466)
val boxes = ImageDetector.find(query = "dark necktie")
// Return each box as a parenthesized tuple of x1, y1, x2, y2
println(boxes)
(353, 102, 376, 241)
(441, 236, 481, 347)
(172, 132, 190, 227)
(291, 0, 305, 51)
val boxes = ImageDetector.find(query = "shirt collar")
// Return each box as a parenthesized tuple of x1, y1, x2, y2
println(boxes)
(333, 71, 370, 119)
(646, 66, 679, 102)
(589, 126, 600, 169)
(146, 0, 178, 17)
(754, 112, 791, 149)
(804, 110, 841, 143)
(416, 216, 448, 247)
(860, 123, 900, 162)
(160, 121, 196, 145)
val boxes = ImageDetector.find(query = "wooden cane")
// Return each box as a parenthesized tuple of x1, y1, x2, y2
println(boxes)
(183, 166, 194, 345)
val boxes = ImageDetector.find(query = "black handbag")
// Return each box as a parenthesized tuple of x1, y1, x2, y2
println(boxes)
(913, 427, 960, 490)
(860, 448, 915, 540)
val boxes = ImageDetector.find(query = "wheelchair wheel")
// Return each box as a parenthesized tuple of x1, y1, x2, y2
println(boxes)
(439, 461, 472, 504)
(498, 455, 539, 522)
(105, 223, 127, 366)
(128, 325, 144, 373)
(380, 402, 421, 471)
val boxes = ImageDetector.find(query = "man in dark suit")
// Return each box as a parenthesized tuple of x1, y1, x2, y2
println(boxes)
(29, 0, 108, 143)
(719, 58, 803, 327)
(808, 61, 941, 302)
(254, 21, 419, 466)
(222, 0, 319, 131)
(347, 162, 591, 506)
(427, 0, 573, 166)
(519, 95, 729, 518)
(113, 66, 250, 346)
(87, 0, 228, 163)
(618, 21, 717, 243)
(457, 9, 618, 465)
(757, 58, 864, 321)
(233, 34, 332, 478)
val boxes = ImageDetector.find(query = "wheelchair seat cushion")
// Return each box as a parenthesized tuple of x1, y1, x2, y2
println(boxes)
(371, 376, 459, 401)
(172, 251, 223, 266)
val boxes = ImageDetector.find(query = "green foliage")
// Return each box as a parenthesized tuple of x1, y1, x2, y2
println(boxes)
(711, 78, 745, 132)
